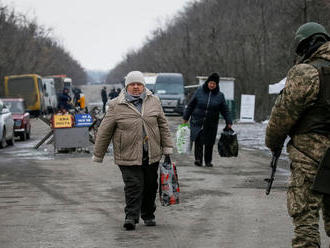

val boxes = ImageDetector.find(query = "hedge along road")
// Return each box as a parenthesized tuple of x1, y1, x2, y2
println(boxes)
(0, 117, 328, 248)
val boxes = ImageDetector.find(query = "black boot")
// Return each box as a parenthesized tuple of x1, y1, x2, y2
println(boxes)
(123, 219, 136, 231)
(194, 160, 202, 166)
(194, 139, 203, 167)
(144, 218, 156, 226)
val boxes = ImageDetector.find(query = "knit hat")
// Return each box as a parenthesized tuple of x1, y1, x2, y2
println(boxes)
(205, 72, 220, 84)
(125, 71, 145, 87)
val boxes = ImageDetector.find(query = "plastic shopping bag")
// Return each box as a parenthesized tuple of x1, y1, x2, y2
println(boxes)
(176, 123, 191, 154)
(218, 128, 238, 157)
(159, 157, 180, 206)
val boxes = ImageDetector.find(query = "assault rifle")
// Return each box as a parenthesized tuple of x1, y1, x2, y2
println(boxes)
(265, 153, 280, 195)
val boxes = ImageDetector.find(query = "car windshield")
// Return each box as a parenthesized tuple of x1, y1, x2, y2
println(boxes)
(155, 76, 184, 95)
(145, 84, 155, 91)
(3, 101, 25, 114)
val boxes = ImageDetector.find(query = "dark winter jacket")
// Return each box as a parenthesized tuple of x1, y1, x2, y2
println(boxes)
(58, 92, 72, 110)
(109, 89, 119, 99)
(101, 89, 108, 102)
(183, 83, 232, 145)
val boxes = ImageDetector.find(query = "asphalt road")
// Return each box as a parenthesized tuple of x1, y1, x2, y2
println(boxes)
(0, 116, 329, 248)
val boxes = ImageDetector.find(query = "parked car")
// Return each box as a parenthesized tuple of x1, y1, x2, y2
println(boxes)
(1, 98, 31, 141)
(0, 99, 15, 148)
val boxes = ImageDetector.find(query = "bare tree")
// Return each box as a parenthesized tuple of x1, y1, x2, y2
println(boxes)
(0, 4, 87, 90)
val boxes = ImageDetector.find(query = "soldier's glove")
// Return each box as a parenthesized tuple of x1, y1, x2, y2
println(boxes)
(164, 154, 171, 164)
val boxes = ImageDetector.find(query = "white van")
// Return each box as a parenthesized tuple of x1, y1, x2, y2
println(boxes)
(143, 73, 157, 93)
(155, 73, 185, 115)
(42, 78, 58, 113)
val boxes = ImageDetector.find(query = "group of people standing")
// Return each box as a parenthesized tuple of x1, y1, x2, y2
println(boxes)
(57, 87, 86, 113)
(101, 86, 121, 113)
(93, 22, 330, 248)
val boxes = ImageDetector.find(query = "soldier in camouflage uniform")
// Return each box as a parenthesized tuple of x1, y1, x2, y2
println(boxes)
(265, 22, 330, 248)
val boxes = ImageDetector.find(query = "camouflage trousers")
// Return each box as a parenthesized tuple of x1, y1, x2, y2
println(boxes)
(288, 162, 330, 248)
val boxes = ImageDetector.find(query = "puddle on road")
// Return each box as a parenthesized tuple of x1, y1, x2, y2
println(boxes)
(3, 148, 53, 161)
(0, 138, 54, 161)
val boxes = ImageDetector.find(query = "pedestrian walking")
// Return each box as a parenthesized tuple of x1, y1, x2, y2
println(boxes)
(101, 86, 107, 113)
(92, 71, 173, 231)
(183, 72, 232, 167)
(265, 22, 330, 248)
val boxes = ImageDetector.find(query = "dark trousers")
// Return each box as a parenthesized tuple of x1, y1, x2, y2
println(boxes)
(194, 134, 214, 165)
(119, 161, 159, 221)
(102, 101, 107, 113)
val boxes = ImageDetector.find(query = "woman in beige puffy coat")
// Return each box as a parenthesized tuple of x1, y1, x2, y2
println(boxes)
(93, 71, 173, 230)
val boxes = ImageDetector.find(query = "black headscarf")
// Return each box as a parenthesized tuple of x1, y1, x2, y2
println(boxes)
(203, 72, 220, 93)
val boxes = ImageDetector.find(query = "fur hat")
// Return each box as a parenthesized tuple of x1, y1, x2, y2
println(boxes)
(125, 71, 145, 87)
(205, 72, 220, 84)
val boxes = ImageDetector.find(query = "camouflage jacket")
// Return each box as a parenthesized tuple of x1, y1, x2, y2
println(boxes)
(265, 42, 330, 174)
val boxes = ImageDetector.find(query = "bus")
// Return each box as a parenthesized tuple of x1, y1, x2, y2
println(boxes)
(155, 73, 185, 115)
(4, 74, 46, 116)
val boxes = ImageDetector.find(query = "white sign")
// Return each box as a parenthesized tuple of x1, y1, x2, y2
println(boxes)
(240, 94, 255, 122)
(219, 80, 234, 100)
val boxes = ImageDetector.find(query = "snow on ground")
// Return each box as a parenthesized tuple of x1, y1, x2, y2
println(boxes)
(217, 121, 289, 157)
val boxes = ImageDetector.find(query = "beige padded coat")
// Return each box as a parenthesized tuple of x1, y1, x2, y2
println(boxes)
(93, 89, 173, 166)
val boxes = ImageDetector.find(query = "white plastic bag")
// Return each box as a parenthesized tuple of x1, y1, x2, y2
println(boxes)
(176, 124, 191, 154)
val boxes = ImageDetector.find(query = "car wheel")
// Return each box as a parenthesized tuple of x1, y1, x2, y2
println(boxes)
(7, 134, 15, 146)
(26, 127, 31, 140)
(20, 131, 27, 141)
(0, 128, 6, 149)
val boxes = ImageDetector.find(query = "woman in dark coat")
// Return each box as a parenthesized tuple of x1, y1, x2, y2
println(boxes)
(183, 73, 232, 167)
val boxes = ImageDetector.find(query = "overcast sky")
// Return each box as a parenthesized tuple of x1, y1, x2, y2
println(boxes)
(2, 0, 192, 71)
